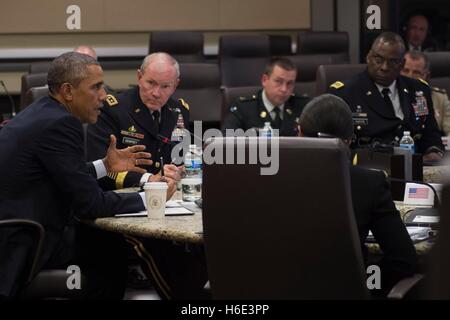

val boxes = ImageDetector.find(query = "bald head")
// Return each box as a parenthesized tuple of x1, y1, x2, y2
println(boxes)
(74, 45, 97, 60)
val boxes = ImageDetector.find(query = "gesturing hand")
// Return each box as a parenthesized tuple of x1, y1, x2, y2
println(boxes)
(103, 134, 153, 174)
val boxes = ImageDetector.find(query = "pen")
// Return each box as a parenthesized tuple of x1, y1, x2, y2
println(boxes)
(160, 156, 164, 177)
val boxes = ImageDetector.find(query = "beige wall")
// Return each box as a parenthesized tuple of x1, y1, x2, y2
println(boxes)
(0, 0, 310, 33)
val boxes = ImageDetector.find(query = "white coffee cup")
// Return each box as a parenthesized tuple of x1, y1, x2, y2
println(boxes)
(143, 182, 168, 219)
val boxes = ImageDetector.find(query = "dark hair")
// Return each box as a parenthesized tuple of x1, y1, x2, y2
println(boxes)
(47, 52, 100, 94)
(404, 50, 430, 71)
(264, 57, 296, 76)
(371, 32, 406, 55)
(299, 94, 354, 141)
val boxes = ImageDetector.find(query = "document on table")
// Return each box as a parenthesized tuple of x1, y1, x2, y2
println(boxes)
(115, 200, 194, 217)
(366, 226, 434, 244)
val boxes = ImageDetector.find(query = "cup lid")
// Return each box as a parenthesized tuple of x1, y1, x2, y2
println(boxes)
(144, 182, 168, 190)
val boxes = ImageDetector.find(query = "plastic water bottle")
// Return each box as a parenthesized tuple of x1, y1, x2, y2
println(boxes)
(182, 145, 202, 201)
(399, 131, 415, 154)
(259, 122, 273, 137)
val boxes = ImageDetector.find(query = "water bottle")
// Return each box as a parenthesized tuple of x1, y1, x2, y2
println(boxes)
(182, 144, 202, 201)
(399, 131, 415, 154)
(259, 122, 273, 137)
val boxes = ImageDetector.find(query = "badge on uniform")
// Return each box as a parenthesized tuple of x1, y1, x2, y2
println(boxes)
(120, 126, 144, 140)
(412, 91, 429, 117)
(122, 137, 140, 145)
(176, 114, 185, 129)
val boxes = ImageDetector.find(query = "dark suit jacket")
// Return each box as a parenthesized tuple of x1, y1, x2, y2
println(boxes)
(221, 90, 310, 136)
(0, 96, 144, 297)
(86, 87, 190, 190)
(350, 166, 418, 295)
(329, 70, 444, 154)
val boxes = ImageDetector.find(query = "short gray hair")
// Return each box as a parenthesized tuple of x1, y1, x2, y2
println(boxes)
(48, 52, 100, 94)
(371, 32, 406, 55)
(405, 50, 430, 71)
(140, 52, 180, 78)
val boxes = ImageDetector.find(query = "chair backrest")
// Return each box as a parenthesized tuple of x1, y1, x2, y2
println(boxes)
(219, 35, 271, 87)
(23, 86, 49, 109)
(425, 52, 450, 94)
(268, 35, 292, 55)
(316, 63, 366, 95)
(171, 63, 222, 123)
(149, 31, 205, 63)
(297, 31, 350, 63)
(221, 85, 261, 120)
(426, 184, 450, 299)
(287, 54, 335, 98)
(20, 73, 47, 110)
(202, 137, 369, 299)
(29, 61, 51, 74)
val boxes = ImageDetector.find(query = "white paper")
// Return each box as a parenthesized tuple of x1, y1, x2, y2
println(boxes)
(412, 215, 440, 224)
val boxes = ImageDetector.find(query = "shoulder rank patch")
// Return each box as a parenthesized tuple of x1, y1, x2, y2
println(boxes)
(105, 94, 118, 106)
(418, 78, 429, 86)
(178, 98, 189, 111)
(432, 86, 447, 94)
(330, 81, 344, 89)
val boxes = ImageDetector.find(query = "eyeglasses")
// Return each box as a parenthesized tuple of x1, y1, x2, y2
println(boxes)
(370, 54, 403, 67)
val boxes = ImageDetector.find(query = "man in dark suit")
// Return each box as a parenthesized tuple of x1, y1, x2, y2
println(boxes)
(87, 52, 188, 191)
(0, 52, 175, 299)
(298, 93, 418, 297)
(328, 32, 444, 162)
(404, 14, 437, 52)
(222, 57, 310, 136)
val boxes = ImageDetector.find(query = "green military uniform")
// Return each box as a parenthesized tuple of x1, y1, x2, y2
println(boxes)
(431, 86, 450, 135)
(86, 86, 190, 190)
(221, 90, 310, 136)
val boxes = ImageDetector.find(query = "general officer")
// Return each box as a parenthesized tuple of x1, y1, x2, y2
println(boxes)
(86, 53, 208, 300)
(221, 57, 310, 136)
(87, 52, 189, 190)
(328, 32, 444, 161)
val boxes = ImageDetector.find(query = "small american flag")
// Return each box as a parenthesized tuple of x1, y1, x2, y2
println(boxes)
(409, 187, 429, 199)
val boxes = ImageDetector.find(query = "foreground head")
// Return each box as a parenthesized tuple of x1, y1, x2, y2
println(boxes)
(48, 52, 106, 124)
(74, 45, 98, 60)
(366, 32, 405, 87)
(401, 51, 430, 81)
(261, 57, 297, 106)
(138, 52, 180, 111)
(299, 94, 354, 144)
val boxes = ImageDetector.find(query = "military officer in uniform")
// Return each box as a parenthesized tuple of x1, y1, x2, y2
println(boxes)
(86, 52, 208, 300)
(401, 50, 450, 135)
(87, 52, 189, 190)
(221, 57, 310, 135)
(328, 32, 444, 161)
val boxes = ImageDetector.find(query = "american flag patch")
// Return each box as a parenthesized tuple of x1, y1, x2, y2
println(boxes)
(409, 187, 429, 199)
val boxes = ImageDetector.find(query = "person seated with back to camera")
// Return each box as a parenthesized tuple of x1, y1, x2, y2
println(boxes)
(298, 93, 419, 297)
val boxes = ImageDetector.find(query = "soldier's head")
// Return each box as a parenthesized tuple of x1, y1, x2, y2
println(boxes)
(406, 14, 429, 49)
(299, 94, 354, 145)
(401, 51, 430, 81)
(48, 52, 106, 124)
(74, 45, 98, 60)
(261, 57, 297, 107)
(138, 52, 180, 111)
(367, 32, 405, 87)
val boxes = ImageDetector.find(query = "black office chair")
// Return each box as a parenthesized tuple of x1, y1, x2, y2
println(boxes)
(424, 184, 450, 299)
(172, 63, 222, 127)
(149, 31, 205, 63)
(219, 35, 271, 87)
(23, 85, 49, 109)
(297, 31, 350, 63)
(221, 85, 261, 121)
(315, 63, 366, 95)
(0, 219, 83, 300)
(29, 61, 51, 74)
(20, 72, 48, 110)
(203, 137, 370, 299)
(425, 52, 450, 94)
(268, 35, 292, 56)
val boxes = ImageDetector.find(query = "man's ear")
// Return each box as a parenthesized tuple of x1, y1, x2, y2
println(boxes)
(261, 73, 269, 87)
(366, 50, 372, 64)
(174, 78, 180, 89)
(60, 83, 73, 101)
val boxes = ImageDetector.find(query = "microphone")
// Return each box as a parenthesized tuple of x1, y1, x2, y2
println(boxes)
(0, 80, 17, 117)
